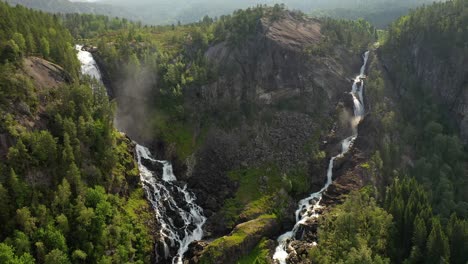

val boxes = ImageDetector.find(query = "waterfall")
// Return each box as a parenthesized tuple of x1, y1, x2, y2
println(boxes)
(75, 45, 206, 264)
(76, 45, 102, 83)
(136, 145, 206, 264)
(273, 51, 370, 264)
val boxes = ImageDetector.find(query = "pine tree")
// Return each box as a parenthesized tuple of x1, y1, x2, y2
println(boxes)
(12, 33, 26, 53)
(53, 178, 72, 213)
(0, 184, 12, 229)
(7, 138, 29, 173)
(447, 214, 468, 264)
(426, 217, 450, 264)
(61, 133, 75, 165)
(8, 169, 25, 208)
(39, 37, 50, 59)
(408, 215, 427, 263)
(16, 207, 37, 236)
(44, 249, 70, 264)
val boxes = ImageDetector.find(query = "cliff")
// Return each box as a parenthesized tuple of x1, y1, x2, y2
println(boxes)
(189, 12, 360, 113)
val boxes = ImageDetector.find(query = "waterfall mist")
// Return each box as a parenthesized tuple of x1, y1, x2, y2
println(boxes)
(113, 63, 158, 144)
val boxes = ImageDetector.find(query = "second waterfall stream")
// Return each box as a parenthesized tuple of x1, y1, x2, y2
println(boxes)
(273, 51, 370, 264)
(75, 45, 206, 264)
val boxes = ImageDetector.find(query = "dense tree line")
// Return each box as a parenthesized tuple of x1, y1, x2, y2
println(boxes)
(310, 190, 393, 264)
(309, 0, 439, 29)
(311, 1, 468, 263)
(310, 178, 468, 264)
(384, 0, 467, 58)
(9, 0, 438, 26)
(0, 2, 154, 263)
(62, 13, 136, 40)
(306, 17, 376, 55)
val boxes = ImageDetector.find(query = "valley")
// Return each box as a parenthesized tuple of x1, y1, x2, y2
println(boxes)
(0, 1, 467, 264)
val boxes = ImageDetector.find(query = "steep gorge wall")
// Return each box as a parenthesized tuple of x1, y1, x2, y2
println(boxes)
(182, 13, 365, 239)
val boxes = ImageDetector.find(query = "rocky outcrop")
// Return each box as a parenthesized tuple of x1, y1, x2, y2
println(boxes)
(23, 56, 71, 89)
(188, 13, 360, 112)
(0, 57, 71, 157)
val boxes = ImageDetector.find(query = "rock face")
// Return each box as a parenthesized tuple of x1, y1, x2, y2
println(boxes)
(382, 44, 468, 143)
(162, 13, 368, 262)
(23, 56, 71, 89)
(189, 13, 359, 112)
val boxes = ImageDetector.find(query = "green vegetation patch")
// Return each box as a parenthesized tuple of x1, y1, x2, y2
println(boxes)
(220, 166, 283, 228)
(309, 190, 392, 263)
(122, 188, 155, 261)
(221, 164, 311, 229)
(200, 214, 277, 264)
(236, 238, 271, 264)
(228, 165, 283, 204)
(150, 109, 199, 160)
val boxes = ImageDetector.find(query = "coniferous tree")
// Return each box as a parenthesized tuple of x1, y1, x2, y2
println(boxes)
(426, 217, 450, 264)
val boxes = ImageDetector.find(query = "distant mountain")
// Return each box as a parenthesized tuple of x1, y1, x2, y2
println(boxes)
(6, 0, 442, 27)
(4, 0, 140, 20)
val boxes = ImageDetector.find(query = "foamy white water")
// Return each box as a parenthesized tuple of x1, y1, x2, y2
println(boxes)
(273, 51, 370, 264)
(75, 45, 102, 82)
(136, 145, 206, 264)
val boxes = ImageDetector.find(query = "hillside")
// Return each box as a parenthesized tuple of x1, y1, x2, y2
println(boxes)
(0, 3, 155, 263)
(382, 0, 468, 143)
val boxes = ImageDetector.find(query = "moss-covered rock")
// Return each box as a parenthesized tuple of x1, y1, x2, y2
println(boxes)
(198, 214, 279, 264)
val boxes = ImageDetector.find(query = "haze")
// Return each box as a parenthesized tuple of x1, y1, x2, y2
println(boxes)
(68, 0, 438, 27)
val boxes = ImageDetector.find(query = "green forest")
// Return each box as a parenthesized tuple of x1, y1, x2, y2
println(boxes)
(0, 0, 467, 263)
(0, 2, 154, 263)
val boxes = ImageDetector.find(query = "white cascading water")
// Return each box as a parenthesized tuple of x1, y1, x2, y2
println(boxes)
(273, 51, 370, 264)
(136, 145, 206, 264)
(76, 45, 102, 82)
(75, 45, 206, 264)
